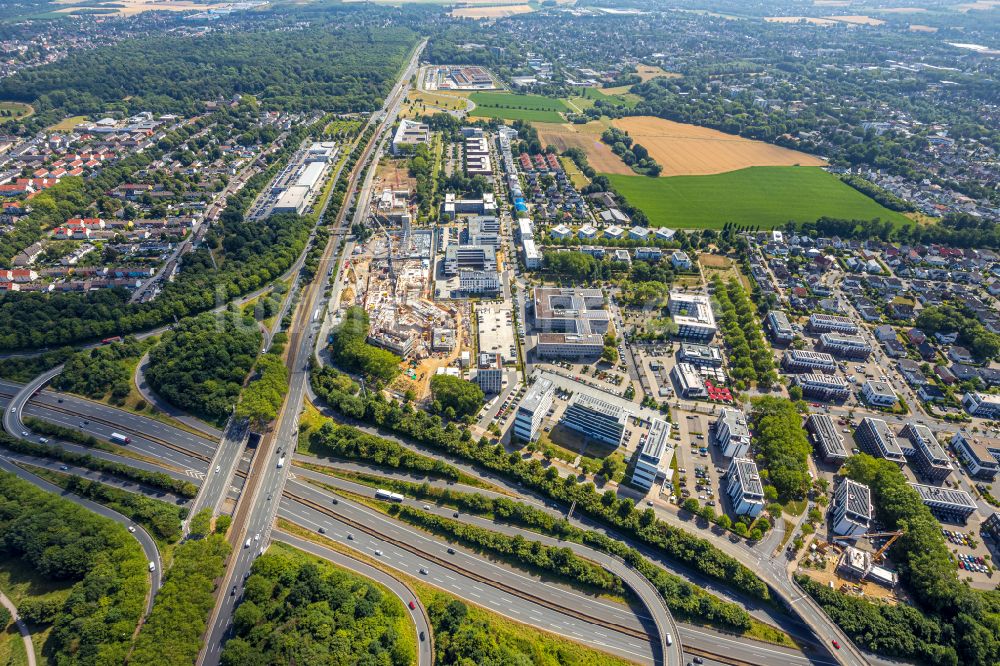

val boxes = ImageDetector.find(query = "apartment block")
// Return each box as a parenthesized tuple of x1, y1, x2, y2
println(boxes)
(831, 478, 872, 537)
(782, 349, 837, 373)
(767, 310, 795, 343)
(855, 417, 905, 465)
(808, 313, 859, 334)
(795, 373, 851, 401)
(819, 332, 872, 359)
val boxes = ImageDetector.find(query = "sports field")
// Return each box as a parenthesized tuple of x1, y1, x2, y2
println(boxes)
(469, 92, 566, 122)
(605, 166, 911, 229)
(612, 116, 826, 176)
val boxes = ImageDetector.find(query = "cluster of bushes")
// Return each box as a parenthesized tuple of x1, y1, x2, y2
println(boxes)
(600, 126, 661, 176)
(0, 472, 148, 664)
(221, 545, 412, 666)
(840, 175, 916, 213)
(41, 471, 186, 543)
(801, 453, 1000, 666)
(0, 347, 75, 382)
(305, 420, 461, 482)
(130, 509, 231, 666)
(310, 376, 771, 605)
(327, 306, 401, 384)
(146, 309, 262, 423)
(749, 396, 812, 503)
(429, 374, 484, 420)
(0, 431, 196, 497)
(54, 336, 149, 402)
(391, 504, 624, 596)
(680, 495, 772, 541)
(236, 352, 289, 430)
(712, 276, 778, 390)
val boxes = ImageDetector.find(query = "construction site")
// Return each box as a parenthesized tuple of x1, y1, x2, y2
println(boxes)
(796, 532, 906, 604)
(335, 161, 470, 399)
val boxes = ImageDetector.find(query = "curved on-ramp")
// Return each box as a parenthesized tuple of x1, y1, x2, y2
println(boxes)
(274, 530, 433, 666)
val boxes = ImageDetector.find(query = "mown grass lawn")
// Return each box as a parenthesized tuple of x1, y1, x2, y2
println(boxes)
(469, 91, 566, 122)
(605, 166, 912, 229)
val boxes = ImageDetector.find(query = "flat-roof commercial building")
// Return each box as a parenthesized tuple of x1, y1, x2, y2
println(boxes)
(909, 483, 977, 523)
(724, 457, 765, 518)
(983, 512, 1000, 540)
(531, 287, 609, 359)
(671, 362, 707, 399)
(561, 392, 630, 447)
(444, 245, 497, 275)
(521, 237, 541, 269)
(862, 380, 898, 408)
(950, 430, 999, 481)
(476, 353, 504, 395)
(806, 414, 847, 463)
(808, 313, 858, 335)
(795, 373, 851, 401)
(631, 418, 672, 491)
(820, 332, 872, 359)
(514, 378, 553, 442)
(832, 478, 872, 537)
(767, 310, 795, 343)
(536, 333, 605, 359)
(678, 343, 723, 367)
(782, 349, 837, 374)
(963, 391, 1000, 419)
(668, 291, 717, 341)
(900, 423, 952, 483)
(458, 269, 501, 295)
(856, 417, 906, 466)
(713, 407, 751, 458)
(295, 160, 326, 190)
(272, 184, 312, 215)
(391, 119, 430, 155)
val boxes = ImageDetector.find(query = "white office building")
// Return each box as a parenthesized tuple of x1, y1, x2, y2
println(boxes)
(713, 407, 751, 458)
(832, 478, 872, 537)
(631, 418, 672, 491)
(767, 310, 795, 343)
(668, 291, 717, 341)
(476, 353, 504, 395)
(513, 378, 554, 442)
(458, 269, 501, 295)
(963, 391, 1000, 419)
(724, 458, 765, 518)
(856, 417, 905, 465)
(671, 362, 707, 398)
(561, 392, 630, 447)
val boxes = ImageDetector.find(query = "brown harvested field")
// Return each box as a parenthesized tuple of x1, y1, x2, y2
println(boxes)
(451, 4, 533, 17)
(909, 24, 938, 31)
(54, 0, 228, 15)
(698, 253, 732, 269)
(824, 14, 886, 24)
(635, 65, 682, 82)
(766, 16, 838, 25)
(611, 116, 827, 177)
(534, 122, 632, 175)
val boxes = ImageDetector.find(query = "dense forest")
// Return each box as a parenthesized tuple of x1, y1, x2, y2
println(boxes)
(0, 472, 148, 665)
(1, 26, 419, 131)
(220, 545, 412, 666)
(54, 336, 150, 403)
(145, 309, 262, 423)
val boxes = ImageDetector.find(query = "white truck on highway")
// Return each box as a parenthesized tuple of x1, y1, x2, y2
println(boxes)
(375, 488, 404, 502)
(110, 432, 131, 445)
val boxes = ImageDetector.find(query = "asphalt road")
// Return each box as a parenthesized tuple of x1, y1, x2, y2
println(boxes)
(0, 590, 36, 666)
(273, 531, 434, 666)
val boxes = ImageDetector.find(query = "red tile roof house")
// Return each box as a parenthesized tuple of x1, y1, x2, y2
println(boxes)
(0, 269, 38, 283)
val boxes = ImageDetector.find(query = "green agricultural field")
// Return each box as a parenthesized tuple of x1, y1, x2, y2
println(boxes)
(605, 166, 912, 229)
(469, 91, 566, 122)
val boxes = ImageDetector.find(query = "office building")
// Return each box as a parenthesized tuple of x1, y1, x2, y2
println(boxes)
(391, 119, 430, 155)
(782, 349, 837, 373)
(466, 216, 501, 248)
(909, 483, 977, 523)
(444, 245, 497, 275)
(983, 512, 1000, 540)
(855, 417, 905, 465)
(900, 423, 952, 483)
(531, 287, 609, 359)
(808, 313, 858, 334)
(832, 478, 872, 537)
(631, 418, 672, 491)
(806, 414, 848, 463)
(950, 430, 999, 481)
(724, 458, 765, 518)
(458, 269, 500, 295)
(521, 237, 541, 269)
(767, 310, 795, 343)
(862, 380, 897, 407)
(678, 343, 723, 367)
(513, 378, 553, 442)
(561, 392, 630, 447)
(795, 373, 851, 401)
(671, 362, 707, 399)
(475, 353, 504, 395)
(668, 291, 717, 341)
(819, 332, 872, 359)
(713, 407, 751, 458)
(963, 391, 1000, 419)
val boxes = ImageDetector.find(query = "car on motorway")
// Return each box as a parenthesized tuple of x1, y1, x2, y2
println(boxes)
(419, 631, 426, 642)
(215, 465, 220, 474)
(446, 547, 455, 554)
(318, 527, 326, 534)
(832, 640, 840, 650)
(408, 600, 416, 610)
(21, 431, 27, 437)
(347, 533, 353, 540)
(59, 465, 68, 471)
(374, 549, 383, 557)
(148, 561, 155, 572)
(419, 567, 428, 575)
(128, 526, 136, 533)
(244, 539, 252, 548)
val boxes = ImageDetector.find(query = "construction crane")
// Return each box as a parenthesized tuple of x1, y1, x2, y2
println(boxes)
(832, 529, 905, 583)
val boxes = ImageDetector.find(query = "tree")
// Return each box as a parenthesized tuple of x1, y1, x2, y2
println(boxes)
(430, 375, 485, 419)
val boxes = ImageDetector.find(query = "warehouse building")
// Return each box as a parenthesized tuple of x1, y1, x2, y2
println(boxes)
(782, 349, 837, 374)
(950, 430, 999, 481)
(820, 332, 872, 359)
(900, 423, 952, 483)
(272, 184, 312, 215)
(795, 373, 851, 401)
(668, 291, 717, 341)
(909, 483, 977, 523)
(832, 478, 872, 537)
(808, 313, 858, 334)
(561, 392, 630, 447)
(724, 458, 765, 518)
(856, 417, 906, 465)
(713, 407, 751, 458)
(514, 378, 553, 442)
(671, 362, 707, 399)
(767, 310, 795, 343)
(806, 414, 848, 463)
(631, 418, 672, 491)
